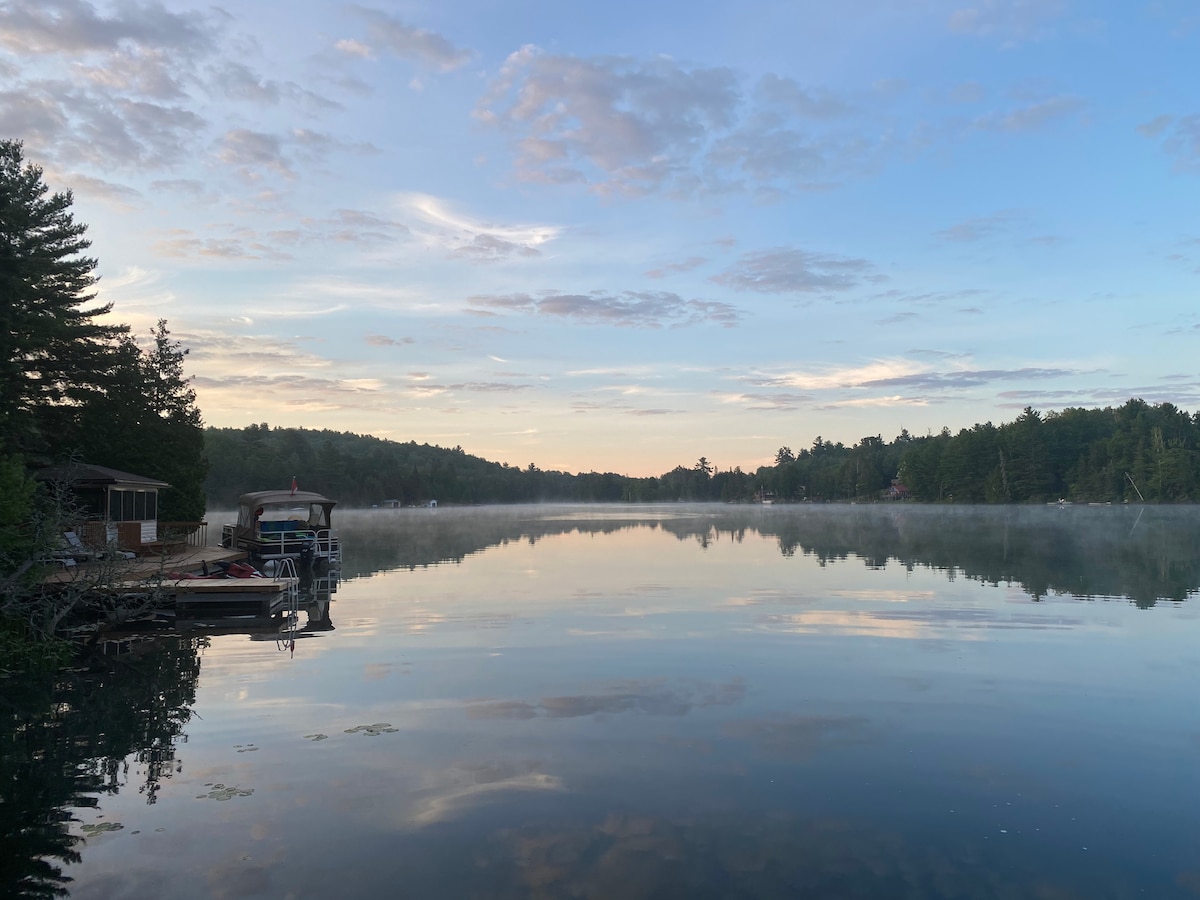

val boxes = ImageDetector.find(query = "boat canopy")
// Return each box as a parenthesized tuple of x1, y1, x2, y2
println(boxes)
(235, 490, 337, 533)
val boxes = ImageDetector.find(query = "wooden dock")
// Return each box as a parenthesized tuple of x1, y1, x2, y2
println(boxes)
(108, 575, 301, 615)
(168, 577, 295, 594)
(45, 545, 248, 585)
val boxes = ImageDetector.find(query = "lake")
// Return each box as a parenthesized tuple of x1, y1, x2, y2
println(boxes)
(6, 504, 1200, 899)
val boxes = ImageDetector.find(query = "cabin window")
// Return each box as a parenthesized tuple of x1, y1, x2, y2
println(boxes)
(109, 489, 157, 521)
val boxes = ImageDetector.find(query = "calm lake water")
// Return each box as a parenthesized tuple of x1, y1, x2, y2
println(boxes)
(7, 504, 1200, 899)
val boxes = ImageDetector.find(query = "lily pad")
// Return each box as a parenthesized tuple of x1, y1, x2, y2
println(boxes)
(81, 822, 123, 835)
(197, 785, 254, 801)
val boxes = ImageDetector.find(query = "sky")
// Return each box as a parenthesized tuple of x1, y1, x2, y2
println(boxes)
(3, 0, 1199, 477)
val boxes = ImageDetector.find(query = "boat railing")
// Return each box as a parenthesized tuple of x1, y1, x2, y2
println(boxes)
(249, 528, 317, 553)
(219, 521, 339, 564)
(313, 528, 341, 564)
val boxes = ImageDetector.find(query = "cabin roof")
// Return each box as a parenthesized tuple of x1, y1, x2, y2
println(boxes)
(35, 463, 170, 489)
(238, 490, 336, 507)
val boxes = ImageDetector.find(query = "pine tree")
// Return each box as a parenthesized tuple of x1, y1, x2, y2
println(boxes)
(72, 321, 208, 520)
(0, 140, 126, 459)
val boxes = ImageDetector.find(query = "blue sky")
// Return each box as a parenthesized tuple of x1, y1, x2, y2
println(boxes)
(3, 0, 1198, 475)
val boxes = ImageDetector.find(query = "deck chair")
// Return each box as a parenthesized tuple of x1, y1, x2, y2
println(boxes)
(63, 530, 136, 560)
(61, 531, 96, 561)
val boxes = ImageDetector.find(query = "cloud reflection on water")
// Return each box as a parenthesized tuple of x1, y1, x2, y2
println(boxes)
(467, 677, 747, 721)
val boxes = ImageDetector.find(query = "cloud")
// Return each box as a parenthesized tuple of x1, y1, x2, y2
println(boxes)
(719, 391, 815, 412)
(397, 193, 559, 259)
(476, 49, 938, 197)
(713, 247, 875, 293)
(935, 209, 1021, 242)
(152, 230, 293, 261)
(736, 360, 1080, 409)
(0, 0, 215, 56)
(859, 366, 1076, 390)
(47, 169, 141, 207)
(754, 73, 854, 120)
(1137, 114, 1174, 139)
(476, 45, 741, 194)
(871, 288, 990, 307)
(334, 38, 373, 59)
(645, 256, 708, 279)
(468, 291, 742, 328)
(704, 116, 887, 191)
(1028, 234, 1065, 246)
(996, 381, 1200, 409)
(1141, 114, 1200, 174)
(448, 381, 534, 393)
(0, 3, 356, 183)
(208, 61, 339, 111)
(876, 311, 920, 325)
(452, 234, 542, 261)
(0, 82, 206, 171)
(72, 46, 186, 100)
(365, 334, 414, 346)
(214, 129, 291, 177)
(972, 94, 1086, 132)
(350, 7, 471, 71)
(947, 0, 1068, 42)
(948, 81, 986, 104)
(212, 128, 375, 182)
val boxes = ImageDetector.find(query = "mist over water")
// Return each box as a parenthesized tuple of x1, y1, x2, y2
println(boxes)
(8, 505, 1200, 898)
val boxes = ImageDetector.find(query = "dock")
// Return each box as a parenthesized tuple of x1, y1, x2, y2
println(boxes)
(112, 575, 301, 615)
(44, 545, 249, 585)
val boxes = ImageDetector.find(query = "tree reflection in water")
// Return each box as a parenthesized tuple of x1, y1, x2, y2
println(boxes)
(340, 504, 1200, 607)
(0, 636, 204, 899)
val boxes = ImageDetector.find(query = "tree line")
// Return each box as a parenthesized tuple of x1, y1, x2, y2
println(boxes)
(756, 400, 1200, 504)
(204, 398, 1200, 509)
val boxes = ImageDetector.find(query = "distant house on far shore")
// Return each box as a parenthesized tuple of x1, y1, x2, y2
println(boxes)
(883, 478, 911, 501)
(382, 499, 401, 509)
(36, 463, 169, 550)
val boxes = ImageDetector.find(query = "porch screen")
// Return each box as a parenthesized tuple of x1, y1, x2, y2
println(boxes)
(109, 489, 158, 521)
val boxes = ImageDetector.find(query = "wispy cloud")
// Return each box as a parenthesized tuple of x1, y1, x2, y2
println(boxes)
(365, 334, 415, 346)
(972, 95, 1086, 132)
(935, 209, 1022, 242)
(646, 256, 708, 279)
(348, 7, 471, 71)
(0, 0, 216, 56)
(713, 247, 876, 293)
(947, 0, 1069, 43)
(733, 359, 1081, 412)
(1138, 113, 1200, 174)
(468, 291, 742, 328)
(397, 193, 558, 260)
(476, 45, 740, 194)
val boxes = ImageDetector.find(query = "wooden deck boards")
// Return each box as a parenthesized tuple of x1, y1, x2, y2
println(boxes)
(44, 545, 247, 585)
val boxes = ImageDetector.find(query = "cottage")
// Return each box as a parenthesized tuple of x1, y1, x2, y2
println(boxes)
(36, 463, 169, 551)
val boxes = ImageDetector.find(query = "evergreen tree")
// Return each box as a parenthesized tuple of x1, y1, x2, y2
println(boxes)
(72, 321, 208, 520)
(0, 140, 126, 460)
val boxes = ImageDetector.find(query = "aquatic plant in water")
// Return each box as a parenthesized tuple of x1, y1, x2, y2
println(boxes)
(196, 783, 254, 801)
